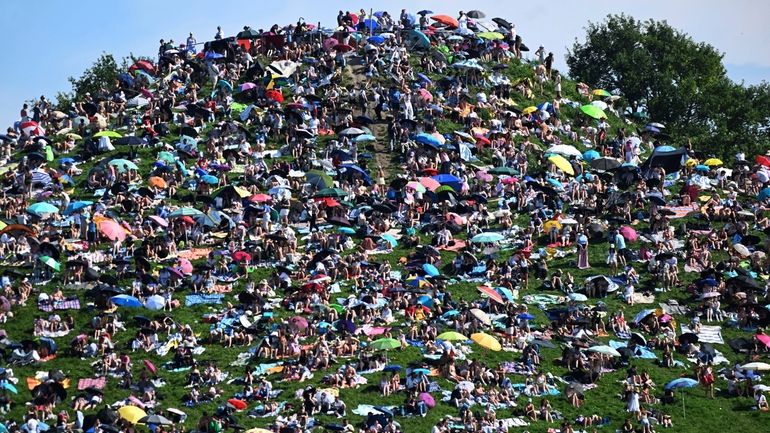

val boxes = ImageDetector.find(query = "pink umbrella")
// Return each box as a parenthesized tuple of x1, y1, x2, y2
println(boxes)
(418, 88, 433, 102)
(148, 215, 168, 228)
(419, 392, 435, 408)
(178, 258, 193, 274)
(98, 219, 126, 242)
(476, 170, 493, 182)
(361, 325, 388, 336)
(446, 212, 466, 225)
(501, 177, 519, 185)
(239, 82, 257, 92)
(143, 359, 157, 375)
(289, 316, 308, 329)
(758, 334, 770, 349)
(658, 314, 673, 323)
(419, 177, 441, 191)
(323, 38, 339, 52)
(619, 226, 637, 242)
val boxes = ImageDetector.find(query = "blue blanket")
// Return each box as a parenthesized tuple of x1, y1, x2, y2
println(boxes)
(185, 293, 224, 306)
(609, 340, 657, 359)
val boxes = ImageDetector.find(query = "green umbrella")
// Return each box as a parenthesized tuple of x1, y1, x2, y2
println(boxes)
(370, 338, 402, 351)
(94, 130, 123, 138)
(477, 32, 504, 40)
(314, 188, 348, 198)
(434, 185, 456, 194)
(437, 331, 468, 341)
(580, 104, 607, 120)
(488, 166, 517, 175)
(109, 159, 139, 172)
(329, 303, 345, 314)
(592, 89, 612, 97)
(39, 255, 61, 272)
(307, 170, 333, 189)
(158, 151, 176, 164)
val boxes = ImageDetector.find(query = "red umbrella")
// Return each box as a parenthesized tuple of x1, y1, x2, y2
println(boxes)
(227, 399, 247, 411)
(98, 219, 127, 242)
(474, 135, 491, 145)
(419, 177, 441, 191)
(265, 89, 284, 103)
(757, 155, 770, 168)
(232, 251, 252, 263)
(318, 197, 340, 207)
(132, 60, 156, 75)
(20, 121, 45, 137)
(143, 359, 157, 375)
(180, 216, 195, 225)
(501, 177, 519, 185)
(478, 285, 504, 304)
(431, 15, 459, 28)
(419, 392, 435, 408)
(249, 193, 272, 203)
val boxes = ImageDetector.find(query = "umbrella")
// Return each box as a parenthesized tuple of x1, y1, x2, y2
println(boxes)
(664, 378, 699, 390)
(143, 359, 157, 375)
(63, 201, 93, 216)
(370, 338, 401, 351)
(431, 15, 459, 28)
(478, 285, 504, 304)
(470, 308, 491, 326)
(94, 130, 122, 138)
(467, 10, 486, 18)
(704, 158, 723, 167)
(111, 295, 142, 308)
(39, 255, 60, 272)
(548, 154, 575, 176)
(118, 406, 147, 424)
(569, 293, 588, 302)
(471, 232, 505, 243)
(138, 415, 173, 426)
(437, 331, 468, 341)
(587, 345, 621, 357)
(471, 332, 502, 351)
(591, 157, 621, 171)
(97, 219, 126, 242)
(169, 208, 204, 218)
(109, 159, 138, 171)
(289, 316, 308, 330)
(582, 149, 601, 161)
(422, 263, 440, 277)
(619, 226, 637, 242)
(592, 89, 612, 97)
(580, 104, 607, 120)
(227, 399, 248, 410)
(27, 202, 59, 216)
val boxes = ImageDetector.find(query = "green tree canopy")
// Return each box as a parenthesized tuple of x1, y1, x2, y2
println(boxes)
(567, 14, 770, 157)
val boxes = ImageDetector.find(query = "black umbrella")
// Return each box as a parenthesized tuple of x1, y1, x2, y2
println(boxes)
(326, 216, 353, 227)
(180, 126, 198, 138)
(492, 17, 512, 30)
(115, 136, 147, 146)
(591, 157, 621, 171)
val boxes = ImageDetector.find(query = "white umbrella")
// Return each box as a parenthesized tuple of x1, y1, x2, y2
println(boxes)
(469, 308, 491, 326)
(733, 243, 750, 257)
(456, 381, 474, 391)
(587, 345, 622, 357)
(546, 144, 582, 158)
(144, 295, 166, 310)
(742, 362, 770, 371)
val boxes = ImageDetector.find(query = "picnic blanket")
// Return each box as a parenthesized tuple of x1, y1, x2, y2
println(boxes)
(681, 324, 724, 344)
(609, 340, 658, 359)
(184, 294, 224, 306)
(523, 294, 566, 305)
(662, 204, 699, 219)
(78, 377, 106, 390)
(630, 292, 655, 304)
(660, 302, 690, 316)
(38, 297, 81, 312)
(436, 240, 467, 252)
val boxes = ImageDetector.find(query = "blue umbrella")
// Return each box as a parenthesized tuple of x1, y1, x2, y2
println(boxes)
(406, 29, 429, 48)
(338, 227, 356, 234)
(412, 368, 431, 375)
(383, 364, 401, 372)
(381, 233, 398, 247)
(442, 309, 460, 318)
(354, 134, 376, 143)
(634, 309, 656, 324)
(59, 157, 76, 166)
(518, 313, 535, 321)
(417, 295, 433, 308)
(654, 145, 676, 153)
(362, 19, 379, 31)
(423, 263, 440, 277)
(417, 73, 432, 84)
(496, 287, 514, 301)
(665, 378, 698, 390)
(432, 174, 462, 191)
(201, 175, 219, 185)
(63, 200, 94, 216)
(367, 35, 385, 45)
(0, 381, 17, 394)
(339, 164, 373, 185)
(546, 178, 564, 189)
(471, 232, 505, 243)
(415, 133, 442, 148)
(118, 72, 135, 87)
(695, 164, 710, 172)
(373, 11, 385, 18)
(205, 51, 224, 60)
(582, 150, 600, 161)
(111, 295, 142, 308)
(27, 202, 59, 216)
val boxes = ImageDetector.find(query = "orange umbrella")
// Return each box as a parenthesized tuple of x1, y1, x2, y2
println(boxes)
(431, 15, 459, 28)
(477, 285, 504, 304)
(148, 176, 167, 189)
(98, 219, 127, 242)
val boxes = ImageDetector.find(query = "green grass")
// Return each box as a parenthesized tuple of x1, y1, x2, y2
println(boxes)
(1, 51, 768, 433)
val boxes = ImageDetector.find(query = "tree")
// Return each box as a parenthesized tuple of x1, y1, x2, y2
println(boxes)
(567, 14, 770, 157)
(68, 53, 123, 99)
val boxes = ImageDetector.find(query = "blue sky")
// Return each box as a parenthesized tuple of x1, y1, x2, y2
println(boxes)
(1, 0, 767, 127)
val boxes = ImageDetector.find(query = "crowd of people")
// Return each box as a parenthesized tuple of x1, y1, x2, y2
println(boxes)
(0, 6, 769, 433)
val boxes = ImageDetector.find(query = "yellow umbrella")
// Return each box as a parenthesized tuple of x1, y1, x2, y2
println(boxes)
(548, 154, 575, 176)
(685, 158, 698, 167)
(471, 332, 502, 351)
(543, 220, 562, 232)
(522, 106, 537, 115)
(118, 406, 147, 424)
(704, 158, 723, 167)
